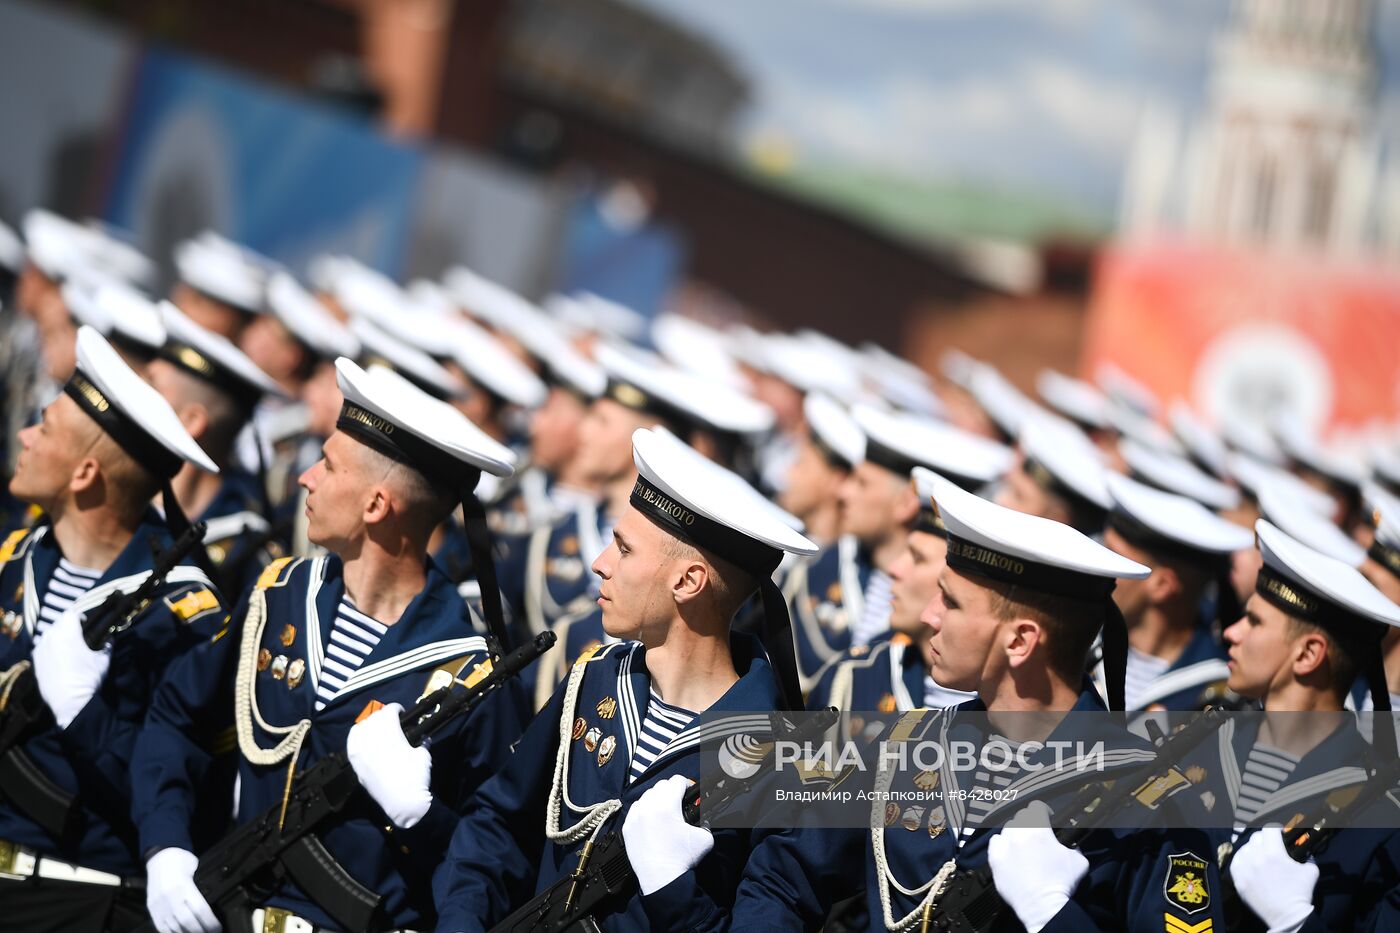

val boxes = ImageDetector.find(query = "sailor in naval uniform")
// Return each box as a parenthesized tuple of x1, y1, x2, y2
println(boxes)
(147, 301, 289, 597)
(432, 427, 818, 932)
(132, 359, 530, 933)
(808, 467, 973, 717)
(1186, 520, 1400, 933)
(0, 327, 223, 932)
(1096, 474, 1254, 712)
(793, 406, 1011, 698)
(1356, 482, 1400, 711)
(995, 414, 1111, 537)
(60, 276, 167, 378)
(169, 233, 266, 342)
(631, 473, 1230, 933)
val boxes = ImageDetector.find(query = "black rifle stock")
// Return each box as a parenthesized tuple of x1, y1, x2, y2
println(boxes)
(0, 522, 211, 839)
(927, 707, 1228, 933)
(174, 631, 554, 933)
(489, 707, 841, 933)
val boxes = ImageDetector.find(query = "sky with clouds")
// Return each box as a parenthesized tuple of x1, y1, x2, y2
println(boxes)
(631, 0, 1400, 233)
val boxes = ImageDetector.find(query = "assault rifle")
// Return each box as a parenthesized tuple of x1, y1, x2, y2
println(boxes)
(927, 707, 1228, 933)
(0, 521, 211, 839)
(490, 706, 841, 933)
(174, 631, 555, 933)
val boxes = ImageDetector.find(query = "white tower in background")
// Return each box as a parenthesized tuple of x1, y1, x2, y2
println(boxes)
(1121, 0, 1398, 259)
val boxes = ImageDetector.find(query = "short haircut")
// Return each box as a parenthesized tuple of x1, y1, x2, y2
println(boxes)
(1283, 615, 1383, 697)
(90, 430, 162, 521)
(660, 533, 760, 619)
(354, 441, 459, 535)
(167, 366, 246, 457)
(982, 574, 1100, 684)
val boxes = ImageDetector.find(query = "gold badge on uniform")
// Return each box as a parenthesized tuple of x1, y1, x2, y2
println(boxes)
(584, 727, 602, 753)
(883, 802, 900, 827)
(597, 735, 616, 767)
(208, 543, 226, 565)
(561, 535, 579, 555)
(572, 717, 588, 741)
(927, 805, 946, 839)
(900, 806, 925, 831)
(596, 697, 617, 720)
(826, 582, 842, 602)
(877, 693, 897, 713)
(1184, 765, 1207, 785)
(257, 648, 272, 671)
(280, 624, 297, 647)
(1163, 851, 1210, 915)
(913, 769, 940, 791)
(271, 655, 289, 680)
(286, 659, 305, 689)
(1, 611, 20, 640)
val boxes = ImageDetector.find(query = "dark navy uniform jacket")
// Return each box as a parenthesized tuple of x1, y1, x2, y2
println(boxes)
(782, 535, 871, 695)
(1184, 714, 1400, 932)
(432, 634, 784, 933)
(524, 605, 611, 712)
(643, 685, 1231, 933)
(132, 554, 529, 931)
(198, 466, 280, 598)
(0, 511, 223, 876)
(1096, 622, 1231, 712)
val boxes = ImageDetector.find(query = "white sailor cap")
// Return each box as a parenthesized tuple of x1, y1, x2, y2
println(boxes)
(1037, 370, 1109, 432)
(333, 260, 413, 332)
(63, 278, 165, 358)
(443, 317, 549, 409)
(596, 344, 775, 437)
(1105, 401, 1183, 455)
(1120, 439, 1240, 511)
(856, 344, 944, 417)
(966, 363, 1040, 441)
(651, 314, 750, 391)
(560, 292, 649, 341)
(751, 333, 862, 403)
(65, 326, 217, 477)
(1168, 402, 1229, 478)
(1273, 419, 1366, 491)
(351, 317, 466, 401)
(510, 316, 605, 400)
(1221, 418, 1285, 466)
(1106, 473, 1252, 562)
(443, 266, 535, 331)
(910, 466, 949, 538)
(0, 218, 21, 273)
(1255, 519, 1400, 629)
(83, 221, 155, 289)
(158, 301, 286, 410)
(930, 473, 1148, 709)
(23, 209, 95, 282)
(174, 235, 265, 315)
(265, 272, 360, 361)
(648, 426, 807, 534)
(1018, 414, 1112, 516)
(854, 404, 1012, 490)
(1226, 453, 1335, 515)
(1364, 481, 1400, 582)
(1257, 483, 1364, 567)
(804, 393, 864, 470)
(1094, 361, 1159, 418)
(336, 359, 515, 481)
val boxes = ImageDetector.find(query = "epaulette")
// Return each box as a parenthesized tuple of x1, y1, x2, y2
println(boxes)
(0, 528, 32, 565)
(254, 556, 301, 590)
(164, 584, 223, 624)
(574, 641, 620, 667)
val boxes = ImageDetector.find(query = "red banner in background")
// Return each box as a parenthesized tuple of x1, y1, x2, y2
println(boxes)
(1082, 240, 1400, 445)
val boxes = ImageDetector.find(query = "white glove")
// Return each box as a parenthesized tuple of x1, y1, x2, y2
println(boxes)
(1231, 827, 1317, 933)
(33, 608, 111, 730)
(621, 774, 714, 896)
(346, 702, 432, 829)
(986, 801, 1089, 933)
(146, 847, 220, 933)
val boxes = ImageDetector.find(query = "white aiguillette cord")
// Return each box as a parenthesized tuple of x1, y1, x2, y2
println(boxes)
(235, 586, 311, 828)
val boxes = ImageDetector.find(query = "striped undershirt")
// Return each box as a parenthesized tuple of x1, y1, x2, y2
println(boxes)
(1123, 647, 1171, 710)
(629, 690, 696, 782)
(851, 569, 893, 648)
(960, 735, 1022, 845)
(1231, 743, 1300, 841)
(315, 598, 388, 711)
(35, 559, 102, 640)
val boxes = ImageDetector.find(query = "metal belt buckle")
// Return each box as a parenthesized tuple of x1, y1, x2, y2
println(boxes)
(261, 907, 294, 933)
(0, 839, 16, 875)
